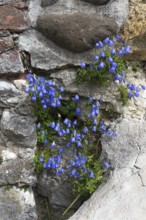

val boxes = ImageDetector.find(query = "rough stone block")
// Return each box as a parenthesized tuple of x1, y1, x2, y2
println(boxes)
(0, 5, 30, 32)
(0, 50, 24, 75)
(1, 109, 37, 148)
(37, 12, 118, 53)
(0, 31, 14, 53)
(0, 186, 37, 220)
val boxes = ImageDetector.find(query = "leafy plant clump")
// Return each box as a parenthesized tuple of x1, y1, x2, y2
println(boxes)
(118, 85, 129, 106)
(76, 36, 129, 85)
(24, 74, 115, 197)
(24, 37, 146, 201)
(24, 37, 146, 218)
(77, 36, 146, 105)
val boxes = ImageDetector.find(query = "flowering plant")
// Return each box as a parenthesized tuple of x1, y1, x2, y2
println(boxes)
(24, 73, 114, 196)
(77, 36, 146, 105)
(24, 35, 146, 218)
(76, 36, 129, 85)
(24, 36, 146, 199)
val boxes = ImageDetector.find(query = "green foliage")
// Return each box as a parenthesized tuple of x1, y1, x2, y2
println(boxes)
(6, 185, 13, 191)
(102, 108, 121, 120)
(59, 100, 76, 119)
(33, 97, 79, 173)
(76, 66, 113, 85)
(33, 95, 105, 196)
(76, 43, 127, 85)
(118, 85, 129, 106)
(34, 148, 58, 173)
(20, 186, 29, 192)
(25, 70, 112, 208)
(131, 61, 142, 72)
(73, 156, 104, 195)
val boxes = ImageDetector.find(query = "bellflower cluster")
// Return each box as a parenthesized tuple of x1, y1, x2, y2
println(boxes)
(127, 84, 146, 98)
(25, 33, 146, 198)
(103, 161, 110, 169)
(99, 121, 117, 137)
(68, 155, 87, 178)
(77, 36, 146, 105)
(87, 99, 117, 137)
(77, 36, 131, 89)
(26, 72, 117, 195)
(38, 94, 114, 178)
(43, 155, 62, 170)
(24, 74, 64, 109)
(89, 101, 100, 119)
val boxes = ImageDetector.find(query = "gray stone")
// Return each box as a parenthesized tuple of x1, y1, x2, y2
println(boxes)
(0, 32, 14, 53)
(12, 80, 35, 116)
(69, 119, 146, 220)
(0, 50, 24, 75)
(50, 69, 123, 114)
(0, 30, 9, 37)
(0, 130, 7, 145)
(25, 0, 128, 67)
(0, 80, 21, 107)
(13, 79, 27, 91)
(69, 81, 146, 220)
(101, 119, 146, 169)
(14, 96, 35, 117)
(0, 108, 3, 116)
(69, 169, 146, 220)
(80, 0, 110, 5)
(18, 30, 94, 71)
(37, 145, 78, 208)
(29, 0, 43, 27)
(37, 12, 118, 53)
(1, 110, 37, 148)
(38, 0, 128, 28)
(41, 0, 58, 7)
(128, 31, 146, 61)
(139, 165, 146, 186)
(1, 144, 35, 162)
(0, 158, 36, 186)
(37, 171, 75, 208)
(42, 0, 127, 28)
(0, 186, 37, 220)
(135, 149, 146, 169)
(68, 67, 146, 219)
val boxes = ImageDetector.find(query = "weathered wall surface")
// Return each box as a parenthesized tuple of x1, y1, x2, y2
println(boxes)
(0, 79, 37, 219)
(0, 0, 146, 220)
(69, 67, 146, 220)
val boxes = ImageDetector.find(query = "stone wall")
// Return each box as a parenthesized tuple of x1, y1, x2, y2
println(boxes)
(0, 0, 146, 220)
(0, 1, 38, 218)
(0, 79, 37, 219)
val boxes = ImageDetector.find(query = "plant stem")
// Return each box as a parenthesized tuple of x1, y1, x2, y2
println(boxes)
(61, 194, 81, 219)
(46, 198, 51, 220)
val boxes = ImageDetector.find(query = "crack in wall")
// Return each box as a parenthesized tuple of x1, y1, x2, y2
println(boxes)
(138, 172, 146, 187)
(133, 126, 142, 170)
(133, 146, 141, 169)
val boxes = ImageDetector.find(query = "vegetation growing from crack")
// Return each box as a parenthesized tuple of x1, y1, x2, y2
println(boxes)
(25, 74, 115, 199)
(76, 36, 146, 106)
(24, 36, 146, 219)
